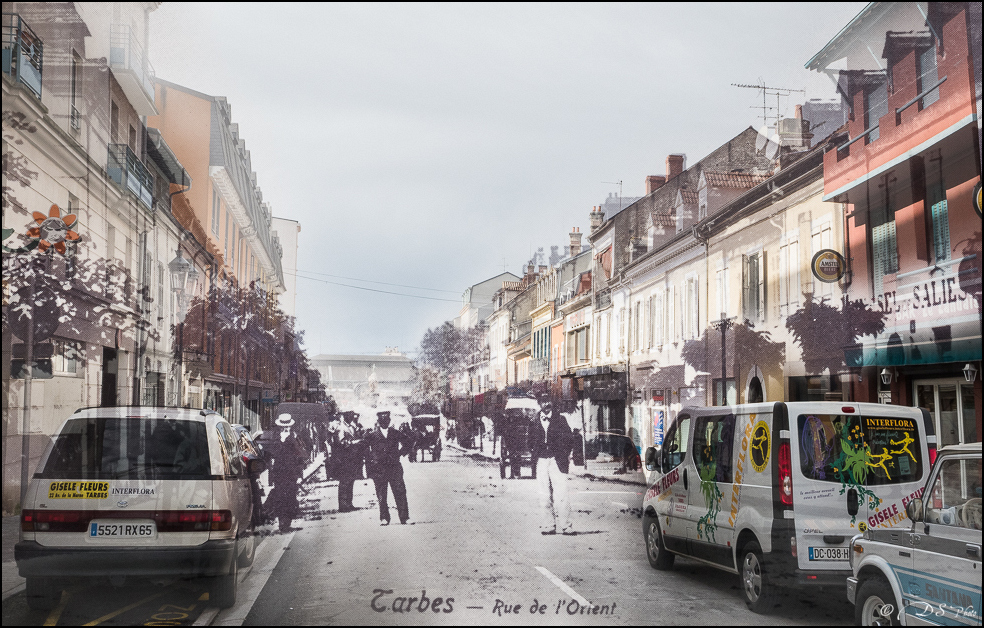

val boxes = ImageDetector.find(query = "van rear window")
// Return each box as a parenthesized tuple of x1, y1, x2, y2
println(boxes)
(37, 418, 211, 480)
(797, 414, 922, 486)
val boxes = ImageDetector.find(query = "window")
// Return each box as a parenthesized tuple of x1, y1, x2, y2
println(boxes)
(865, 79, 888, 143)
(925, 457, 981, 529)
(70, 52, 81, 131)
(211, 188, 221, 236)
(917, 39, 940, 109)
(742, 252, 765, 322)
(51, 339, 83, 374)
(633, 301, 641, 350)
(778, 235, 799, 317)
(715, 263, 729, 321)
(797, 413, 923, 486)
(662, 414, 691, 470)
(926, 162, 950, 263)
(871, 191, 898, 295)
(685, 277, 699, 340)
(714, 379, 737, 406)
(693, 414, 736, 482)
(110, 101, 119, 144)
(653, 292, 664, 348)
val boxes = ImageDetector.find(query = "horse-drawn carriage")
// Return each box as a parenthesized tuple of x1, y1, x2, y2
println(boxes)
(408, 414, 442, 462)
(496, 396, 540, 479)
(406, 403, 442, 462)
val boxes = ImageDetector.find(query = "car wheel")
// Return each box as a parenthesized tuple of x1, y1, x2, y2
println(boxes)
(210, 550, 238, 609)
(856, 578, 900, 626)
(740, 540, 777, 613)
(239, 526, 256, 568)
(643, 515, 674, 570)
(25, 577, 61, 611)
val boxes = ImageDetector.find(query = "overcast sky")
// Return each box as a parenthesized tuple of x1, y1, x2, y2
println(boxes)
(149, 2, 866, 357)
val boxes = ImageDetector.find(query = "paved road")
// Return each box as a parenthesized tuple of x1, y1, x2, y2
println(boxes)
(1, 448, 854, 625)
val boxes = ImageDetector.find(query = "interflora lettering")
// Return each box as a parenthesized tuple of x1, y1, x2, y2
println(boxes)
(727, 420, 755, 527)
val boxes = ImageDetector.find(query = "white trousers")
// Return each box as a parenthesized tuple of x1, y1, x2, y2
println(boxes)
(536, 458, 571, 533)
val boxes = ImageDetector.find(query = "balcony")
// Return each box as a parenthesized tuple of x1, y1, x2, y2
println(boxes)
(2, 13, 43, 100)
(107, 144, 153, 210)
(109, 24, 156, 115)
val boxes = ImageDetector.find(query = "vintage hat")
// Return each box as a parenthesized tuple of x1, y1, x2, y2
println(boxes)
(275, 413, 295, 427)
(376, 411, 391, 420)
(342, 410, 359, 421)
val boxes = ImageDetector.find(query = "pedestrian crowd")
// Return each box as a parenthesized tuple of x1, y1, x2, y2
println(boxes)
(257, 396, 585, 535)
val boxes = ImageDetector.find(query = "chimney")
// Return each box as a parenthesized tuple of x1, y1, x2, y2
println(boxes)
(589, 206, 605, 231)
(570, 227, 583, 255)
(778, 105, 813, 151)
(646, 175, 666, 195)
(538, 265, 547, 276)
(666, 154, 685, 181)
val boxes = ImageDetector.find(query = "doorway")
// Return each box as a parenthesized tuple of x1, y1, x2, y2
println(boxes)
(101, 347, 118, 407)
(914, 378, 977, 446)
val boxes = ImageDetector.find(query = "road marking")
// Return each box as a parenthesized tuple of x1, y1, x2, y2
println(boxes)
(535, 566, 590, 607)
(206, 529, 297, 626)
(43, 586, 74, 626)
(81, 591, 164, 626)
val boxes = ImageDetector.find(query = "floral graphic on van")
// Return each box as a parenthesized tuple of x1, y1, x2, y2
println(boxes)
(697, 461, 723, 542)
(830, 420, 882, 523)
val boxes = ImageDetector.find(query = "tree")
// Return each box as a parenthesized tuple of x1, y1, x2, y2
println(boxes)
(785, 294, 886, 375)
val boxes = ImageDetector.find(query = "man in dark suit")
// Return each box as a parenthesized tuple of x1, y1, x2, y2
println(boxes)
(364, 411, 410, 525)
(334, 411, 364, 512)
(528, 399, 574, 535)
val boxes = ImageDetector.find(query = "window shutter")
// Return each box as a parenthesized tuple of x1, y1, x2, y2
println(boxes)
(931, 200, 950, 262)
(742, 254, 751, 320)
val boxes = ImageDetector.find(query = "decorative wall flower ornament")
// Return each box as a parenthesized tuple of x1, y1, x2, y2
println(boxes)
(27, 204, 80, 254)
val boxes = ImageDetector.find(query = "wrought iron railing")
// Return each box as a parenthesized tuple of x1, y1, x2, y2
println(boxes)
(1, 13, 43, 100)
(107, 144, 153, 209)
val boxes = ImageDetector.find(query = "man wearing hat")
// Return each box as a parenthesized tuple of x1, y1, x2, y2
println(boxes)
(334, 411, 364, 512)
(364, 410, 410, 525)
(528, 399, 575, 535)
(267, 413, 308, 533)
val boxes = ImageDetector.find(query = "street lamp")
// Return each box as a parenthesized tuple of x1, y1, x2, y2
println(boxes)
(963, 363, 978, 383)
(169, 249, 200, 407)
(880, 368, 893, 386)
(710, 313, 736, 405)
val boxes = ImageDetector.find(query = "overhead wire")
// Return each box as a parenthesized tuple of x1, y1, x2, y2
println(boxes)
(291, 271, 461, 302)
(286, 268, 460, 294)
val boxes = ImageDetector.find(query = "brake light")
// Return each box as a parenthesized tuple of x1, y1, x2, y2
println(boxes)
(790, 536, 797, 558)
(928, 446, 937, 466)
(778, 442, 793, 506)
(20, 510, 232, 532)
(841, 406, 856, 414)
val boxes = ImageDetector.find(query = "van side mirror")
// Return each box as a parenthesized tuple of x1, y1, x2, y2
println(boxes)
(645, 447, 660, 473)
(906, 498, 923, 522)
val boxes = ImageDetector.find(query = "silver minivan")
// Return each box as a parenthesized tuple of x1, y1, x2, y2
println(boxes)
(16, 407, 261, 610)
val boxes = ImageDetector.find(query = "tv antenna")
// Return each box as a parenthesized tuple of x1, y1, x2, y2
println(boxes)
(733, 80, 805, 160)
(602, 180, 623, 211)
(732, 80, 805, 131)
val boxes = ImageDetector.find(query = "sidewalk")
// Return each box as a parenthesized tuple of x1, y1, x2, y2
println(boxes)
(2, 515, 24, 601)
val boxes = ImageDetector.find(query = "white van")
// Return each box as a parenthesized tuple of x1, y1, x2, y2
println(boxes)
(642, 402, 935, 614)
(16, 407, 261, 610)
